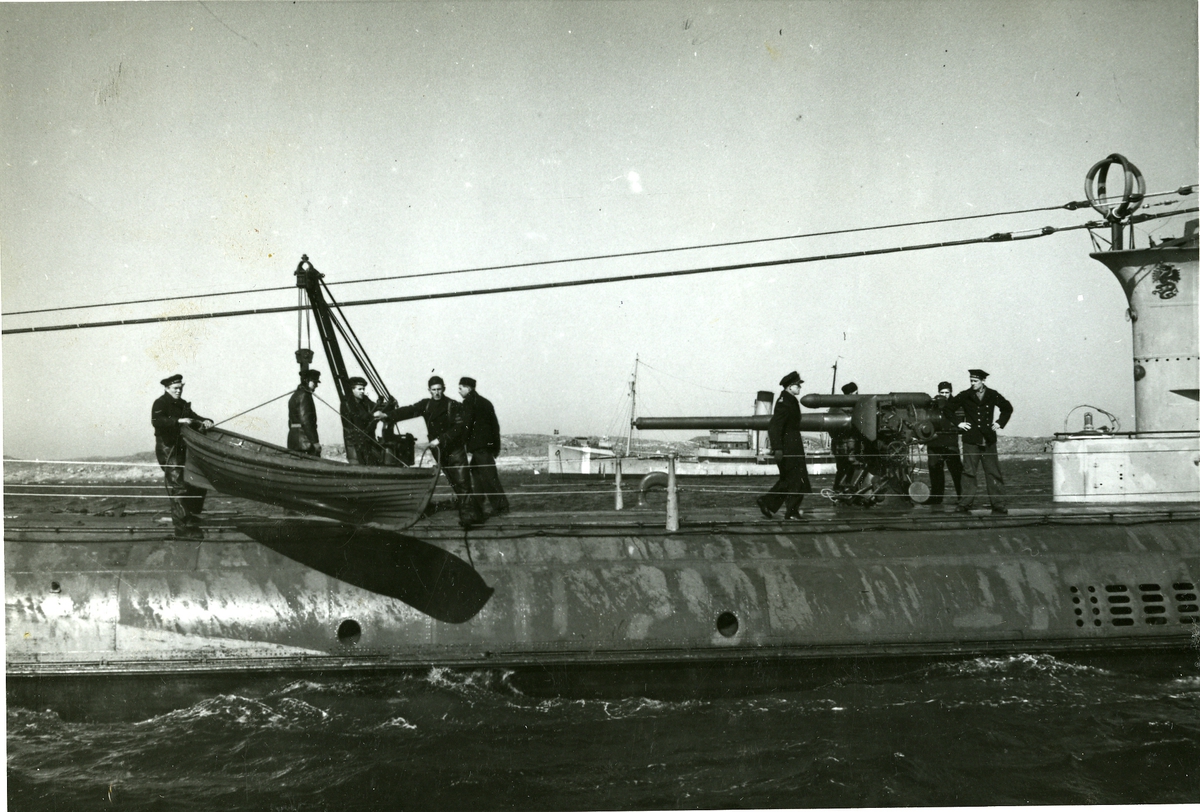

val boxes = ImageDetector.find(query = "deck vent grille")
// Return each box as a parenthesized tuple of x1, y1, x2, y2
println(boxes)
(1139, 583, 1166, 626)
(1076, 582, 1200, 626)
(1174, 581, 1199, 623)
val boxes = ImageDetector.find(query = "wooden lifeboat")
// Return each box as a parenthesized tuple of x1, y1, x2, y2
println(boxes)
(182, 425, 438, 529)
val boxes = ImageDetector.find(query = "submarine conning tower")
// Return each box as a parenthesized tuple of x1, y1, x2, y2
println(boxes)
(1052, 154, 1200, 503)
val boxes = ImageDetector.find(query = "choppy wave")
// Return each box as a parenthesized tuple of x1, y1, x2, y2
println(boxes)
(9, 659, 1200, 811)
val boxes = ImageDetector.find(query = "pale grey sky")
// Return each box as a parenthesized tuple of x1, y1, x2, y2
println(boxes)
(3, 1, 1197, 459)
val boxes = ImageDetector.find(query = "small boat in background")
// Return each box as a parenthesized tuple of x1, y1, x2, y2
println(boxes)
(183, 425, 437, 529)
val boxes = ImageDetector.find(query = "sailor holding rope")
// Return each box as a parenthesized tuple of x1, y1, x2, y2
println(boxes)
(340, 376, 380, 465)
(377, 375, 478, 525)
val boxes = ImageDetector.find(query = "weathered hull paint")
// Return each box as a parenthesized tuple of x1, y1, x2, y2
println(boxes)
(7, 508, 1199, 678)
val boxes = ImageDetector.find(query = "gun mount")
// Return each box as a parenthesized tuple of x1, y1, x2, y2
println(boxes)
(801, 392, 940, 507)
(633, 391, 942, 507)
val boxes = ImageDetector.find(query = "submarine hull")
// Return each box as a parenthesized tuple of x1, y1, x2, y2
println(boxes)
(7, 506, 1198, 685)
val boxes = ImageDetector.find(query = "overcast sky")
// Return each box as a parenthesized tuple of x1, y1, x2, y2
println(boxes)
(2, 0, 1197, 460)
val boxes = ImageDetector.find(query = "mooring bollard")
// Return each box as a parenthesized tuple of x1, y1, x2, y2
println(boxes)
(614, 456, 624, 511)
(666, 454, 679, 531)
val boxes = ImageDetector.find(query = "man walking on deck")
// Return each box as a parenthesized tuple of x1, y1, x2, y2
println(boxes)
(151, 374, 214, 539)
(927, 381, 965, 508)
(377, 375, 474, 521)
(288, 369, 322, 456)
(341, 376, 379, 465)
(950, 369, 1013, 514)
(757, 371, 811, 520)
(454, 377, 510, 519)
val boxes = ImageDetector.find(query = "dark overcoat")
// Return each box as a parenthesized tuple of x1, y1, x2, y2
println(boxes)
(927, 396, 965, 452)
(340, 393, 377, 447)
(389, 397, 464, 447)
(151, 394, 208, 463)
(287, 385, 320, 453)
(768, 391, 807, 460)
(456, 390, 501, 454)
(949, 386, 1013, 446)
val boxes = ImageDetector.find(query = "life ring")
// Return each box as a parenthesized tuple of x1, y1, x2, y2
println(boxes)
(637, 471, 669, 506)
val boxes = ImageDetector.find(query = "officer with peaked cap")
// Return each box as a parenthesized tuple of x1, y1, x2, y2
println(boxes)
(151, 373, 214, 539)
(757, 371, 811, 520)
(288, 369, 322, 456)
(446, 376, 509, 525)
(949, 368, 1013, 514)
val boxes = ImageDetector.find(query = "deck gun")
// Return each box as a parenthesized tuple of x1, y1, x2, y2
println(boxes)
(800, 392, 938, 506)
(634, 391, 940, 506)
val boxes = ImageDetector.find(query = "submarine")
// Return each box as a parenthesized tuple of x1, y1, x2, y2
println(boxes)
(6, 154, 1199, 714)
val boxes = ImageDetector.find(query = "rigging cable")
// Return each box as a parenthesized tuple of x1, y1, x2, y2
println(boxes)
(636, 358, 759, 396)
(4, 186, 1194, 319)
(4, 207, 1195, 337)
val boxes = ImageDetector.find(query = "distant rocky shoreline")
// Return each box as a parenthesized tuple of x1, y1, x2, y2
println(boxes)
(4, 433, 1055, 484)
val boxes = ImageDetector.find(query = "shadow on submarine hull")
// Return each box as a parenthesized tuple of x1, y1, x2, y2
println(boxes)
(235, 518, 494, 624)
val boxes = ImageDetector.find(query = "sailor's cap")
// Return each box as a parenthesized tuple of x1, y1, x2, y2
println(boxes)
(779, 371, 803, 388)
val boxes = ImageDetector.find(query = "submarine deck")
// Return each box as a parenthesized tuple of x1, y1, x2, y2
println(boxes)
(5, 494, 1199, 543)
(7, 475, 1199, 695)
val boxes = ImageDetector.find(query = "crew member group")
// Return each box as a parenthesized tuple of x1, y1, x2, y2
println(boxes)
(748, 367, 1012, 520)
(330, 371, 509, 528)
(159, 364, 1011, 531)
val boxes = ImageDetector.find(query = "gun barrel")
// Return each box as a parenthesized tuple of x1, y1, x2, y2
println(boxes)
(633, 414, 851, 432)
(801, 392, 933, 409)
(634, 416, 768, 430)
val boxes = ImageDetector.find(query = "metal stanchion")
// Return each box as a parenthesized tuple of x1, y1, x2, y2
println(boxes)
(614, 456, 624, 511)
(666, 454, 679, 531)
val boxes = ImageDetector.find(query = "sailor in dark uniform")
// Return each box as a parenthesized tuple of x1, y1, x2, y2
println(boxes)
(949, 369, 1013, 514)
(151, 374, 214, 539)
(340, 376, 379, 465)
(288, 369, 322, 456)
(927, 381, 964, 507)
(454, 376, 510, 521)
(757, 370, 812, 520)
(830, 381, 859, 491)
(378, 375, 473, 515)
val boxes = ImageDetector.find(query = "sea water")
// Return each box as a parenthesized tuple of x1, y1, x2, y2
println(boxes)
(7, 657, 1199, 810)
